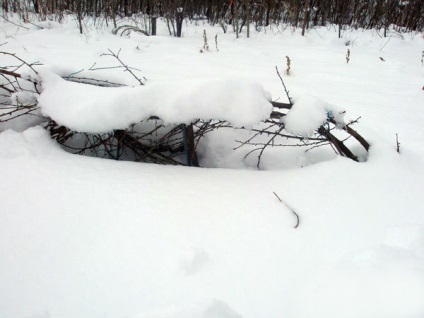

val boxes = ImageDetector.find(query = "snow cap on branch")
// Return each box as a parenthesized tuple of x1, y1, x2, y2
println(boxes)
(37, 71, 272, 133)
(283, 95, 346, 137)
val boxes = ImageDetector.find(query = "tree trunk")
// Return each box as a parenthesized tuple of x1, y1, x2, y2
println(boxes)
(301, 0, 310, 36)
(151, 16, 157, 36)
(77, 1, 83, 34)
(246, 1, 250, 38)
(176, 9, 183, 37)
(184, 124, 199, 167)
(111, 0, 116, 29)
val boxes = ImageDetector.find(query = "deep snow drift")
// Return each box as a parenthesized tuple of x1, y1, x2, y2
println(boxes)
(1, 15, 424, 318)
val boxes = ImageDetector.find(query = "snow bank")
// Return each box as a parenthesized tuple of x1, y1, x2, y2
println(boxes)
(283, 95, 345, 137)
(37, 71, 272, 133)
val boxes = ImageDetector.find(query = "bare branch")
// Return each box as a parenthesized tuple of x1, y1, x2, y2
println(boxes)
(275, 66, 293, 105)
(101, 48, 145, 85)
(273, 192, 300, 229)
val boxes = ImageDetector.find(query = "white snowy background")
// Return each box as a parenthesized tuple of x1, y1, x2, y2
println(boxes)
(0, 15, 424, 318)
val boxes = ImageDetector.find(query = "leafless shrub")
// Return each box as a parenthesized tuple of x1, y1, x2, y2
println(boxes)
(0, 51, 43, 127)
(234, 67, 370, 169)
(0, 51, 370, 169)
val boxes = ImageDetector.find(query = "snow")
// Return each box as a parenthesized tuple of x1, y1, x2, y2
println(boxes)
(283, 95, 345, 137)
(136, 299, 242, 318)
(37, 71, 272, 133)
(1, 14, 424, 318)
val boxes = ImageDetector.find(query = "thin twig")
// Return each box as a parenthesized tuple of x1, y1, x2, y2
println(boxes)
(275, 66, 293, 105)
(256, 126, 283, 168)
(102, 48, 145, 85)
(273, 191, 300, 228)
(380, 35, 393, 51)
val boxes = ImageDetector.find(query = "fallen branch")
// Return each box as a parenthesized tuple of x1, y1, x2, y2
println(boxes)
(329, 117, 370, 151)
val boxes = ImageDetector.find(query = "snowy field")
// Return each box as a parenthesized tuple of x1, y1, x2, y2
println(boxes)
(1, 15, 424, 318)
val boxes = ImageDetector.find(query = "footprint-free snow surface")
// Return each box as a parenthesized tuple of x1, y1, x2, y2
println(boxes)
(1, 15, 424, 318)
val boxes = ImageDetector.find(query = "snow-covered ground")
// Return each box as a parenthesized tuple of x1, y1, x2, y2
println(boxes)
(1, 15, 424, 318)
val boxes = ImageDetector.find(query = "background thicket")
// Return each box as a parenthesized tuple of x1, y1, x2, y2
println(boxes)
(2, 0, 423, 35)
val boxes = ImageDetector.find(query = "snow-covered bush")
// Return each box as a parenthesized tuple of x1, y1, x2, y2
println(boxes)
(0, 51, 45, 131)
(0, 50, 369, 168)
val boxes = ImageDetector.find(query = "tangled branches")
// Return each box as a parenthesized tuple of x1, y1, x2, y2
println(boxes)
(233, 67, 370, 169)
(0, 51, 370, 168)
(235, 109, 366, 169)
(0, 51, 42, 125)
(46, 118, 232, 166)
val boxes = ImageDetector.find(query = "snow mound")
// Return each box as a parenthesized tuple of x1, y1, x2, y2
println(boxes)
(283, 95, 345, 137)
(0, 127, 63, 159)
(37, 71, 272, 133)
